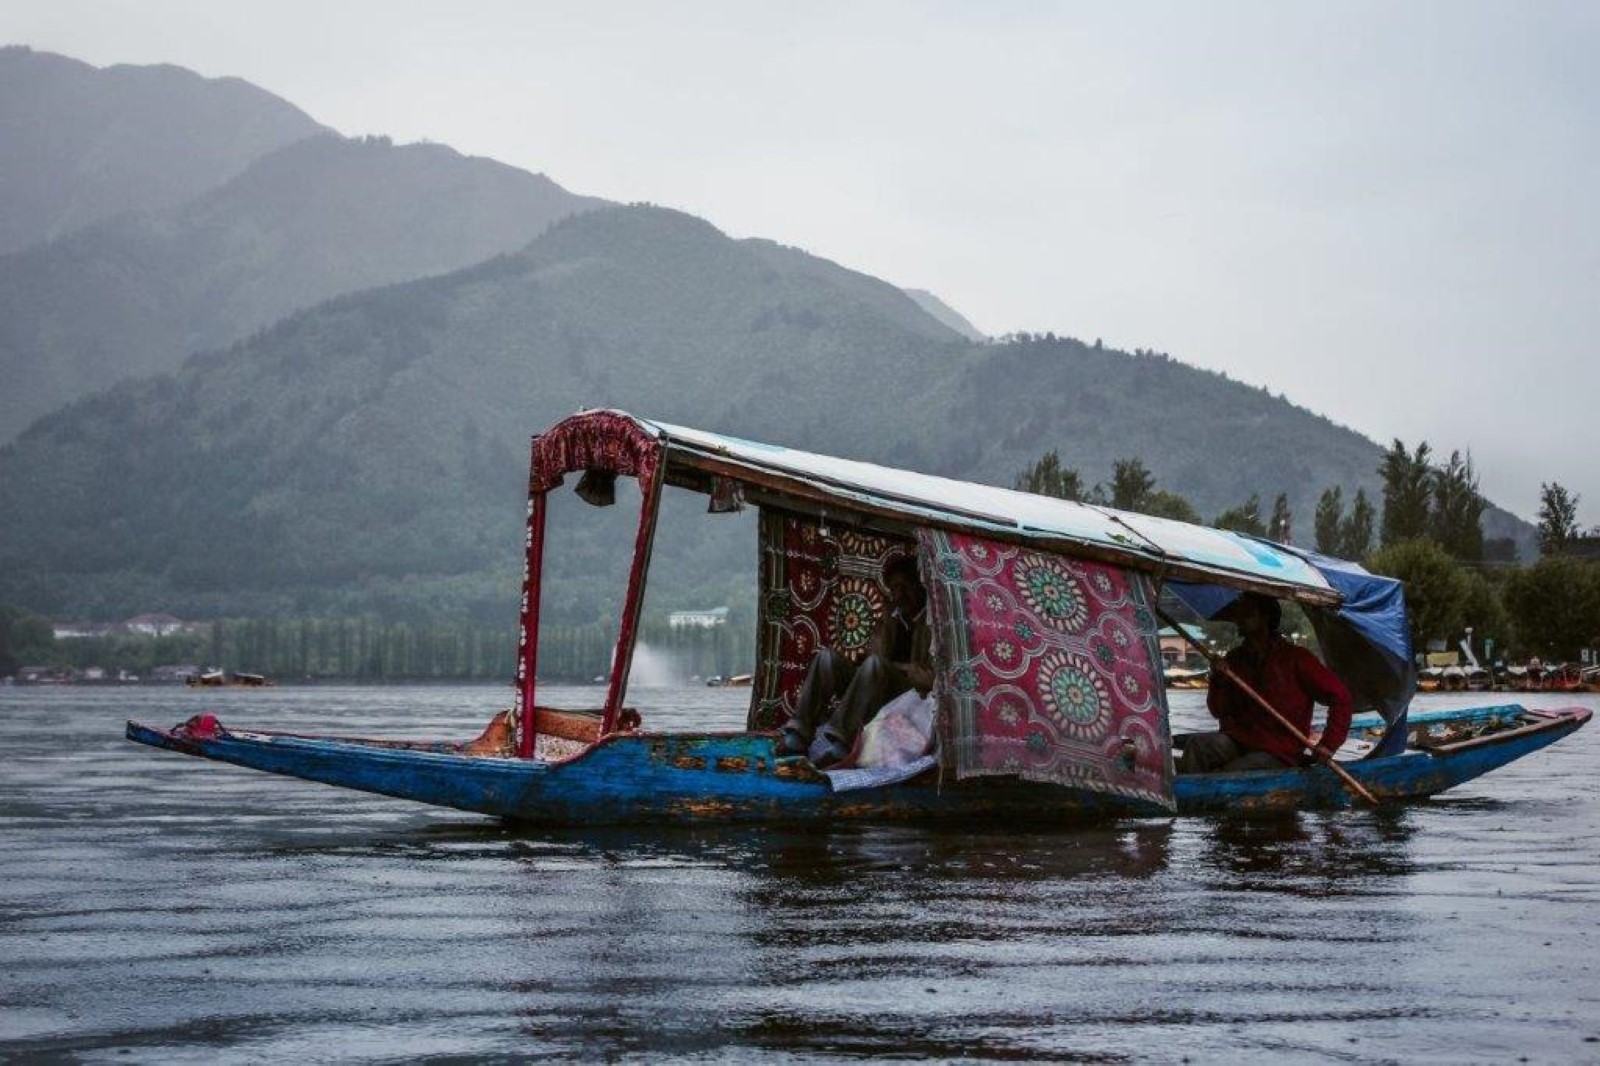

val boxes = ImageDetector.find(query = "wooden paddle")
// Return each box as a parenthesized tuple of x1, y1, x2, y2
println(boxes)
(1156, 604, 1379, 806)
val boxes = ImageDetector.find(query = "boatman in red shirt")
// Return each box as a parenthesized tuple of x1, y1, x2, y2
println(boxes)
(1178, 592, 1354, 773)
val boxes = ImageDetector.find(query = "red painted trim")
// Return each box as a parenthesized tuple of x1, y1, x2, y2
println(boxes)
(515, 486, 548, 759)
(602, 459, 665, 734)
(529, 410, 661, 493)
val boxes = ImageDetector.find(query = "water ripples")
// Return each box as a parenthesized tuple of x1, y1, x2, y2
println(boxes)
(3, 684, 1598, 1060)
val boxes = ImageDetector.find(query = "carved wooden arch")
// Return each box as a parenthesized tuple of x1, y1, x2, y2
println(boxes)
(516, 411, 666, 757)
(528, 409, 662, 494)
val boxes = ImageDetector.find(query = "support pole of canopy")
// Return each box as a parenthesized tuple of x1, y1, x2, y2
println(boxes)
(515, 486, 549, 759)
(1155, 605, 1379, 806)
(602, 457, 666, 734)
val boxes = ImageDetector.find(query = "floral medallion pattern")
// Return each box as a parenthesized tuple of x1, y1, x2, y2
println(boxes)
(828, 579, 885, 655)
(1039, 651, 1110, 735)
(917, 529, 1174, 809)
(1015, 555, 1091, 632)
(750, 511, 913, 729)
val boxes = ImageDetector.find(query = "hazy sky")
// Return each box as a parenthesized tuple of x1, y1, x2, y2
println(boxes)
(5, 1, 1596, 522)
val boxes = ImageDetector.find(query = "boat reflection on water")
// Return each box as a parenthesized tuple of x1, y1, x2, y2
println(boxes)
(1199, 808, 1418, 884)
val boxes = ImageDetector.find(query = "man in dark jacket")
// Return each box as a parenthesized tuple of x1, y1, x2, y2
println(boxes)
(1178, 592, 1353, 773)
(778, 553, 933, 766)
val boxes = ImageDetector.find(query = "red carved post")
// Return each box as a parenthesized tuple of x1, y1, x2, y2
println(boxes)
(515, 462, 549, 760)
(602, 459, 665, 734)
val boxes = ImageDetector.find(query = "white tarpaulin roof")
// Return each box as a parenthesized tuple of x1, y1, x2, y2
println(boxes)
(627, 414, 1337, 605)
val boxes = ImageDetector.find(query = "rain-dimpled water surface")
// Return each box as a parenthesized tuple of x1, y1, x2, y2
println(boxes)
(3, 683, 1598, 1062)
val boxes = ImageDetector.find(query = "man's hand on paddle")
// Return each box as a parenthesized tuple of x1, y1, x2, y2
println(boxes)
(1299, 732, 1336, 766)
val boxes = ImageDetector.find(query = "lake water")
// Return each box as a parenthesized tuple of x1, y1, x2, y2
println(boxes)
(3, 683, 1598, 1062)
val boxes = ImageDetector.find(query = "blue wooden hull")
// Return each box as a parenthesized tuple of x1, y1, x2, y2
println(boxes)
(125, 703, 1589, 826)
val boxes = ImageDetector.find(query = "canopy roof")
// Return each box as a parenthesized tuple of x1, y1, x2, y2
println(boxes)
(531, 409, 1341, 606)
(526, 409, 1417, 764)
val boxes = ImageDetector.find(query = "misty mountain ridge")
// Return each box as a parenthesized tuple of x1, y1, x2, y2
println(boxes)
(0, 47, 1536, 626)
(0, 203, 965, 619)
(0, 202, 1528, 624)
(0, 131, 608, 440)
(904, 288, 987, 341)
(0, 45, 324, 255)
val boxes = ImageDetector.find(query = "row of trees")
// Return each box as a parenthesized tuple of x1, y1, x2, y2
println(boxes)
(0, 604, 54, 677)
(0, 611, 756, 684)
(1016, 437, 1505, 563)
(1312, 486, 1375, 560)
(9, 439, 1593, 681)
(1374, 441, 1489, 560)
(1013, 450, 1276, 531)
(1363, 446, 1600, 659)
(537, 615, 756, 683)
(1367, 540, 1600, 662)
(1314, 440, 1510, 563)
(16, 617, 522, 680)
(1014, 439, 1600, 661)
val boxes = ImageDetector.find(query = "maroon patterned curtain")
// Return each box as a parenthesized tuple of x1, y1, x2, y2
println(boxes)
(919, 529, 1175, 810)
(749, 510, 913, 730)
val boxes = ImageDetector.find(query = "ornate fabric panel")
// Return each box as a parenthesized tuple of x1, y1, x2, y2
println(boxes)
(749, 510, 913, 730)
(529, 410, 660, 493)
(919, 529, 1174, 809)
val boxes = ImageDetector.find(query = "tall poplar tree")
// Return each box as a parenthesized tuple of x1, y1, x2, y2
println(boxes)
(1269, 493, 1292, 544)
(1314, 486, 1344, 555)
(1430, 450, 1485, 562)
(1013, 450, 1084, 501)
(1537, 482, 1581, 555)
(1343, 488, 1375, 560)
(1379, 439, 1433, 546)
(1109, 457, 1156, 511)
(1213, 493, 1266, 537)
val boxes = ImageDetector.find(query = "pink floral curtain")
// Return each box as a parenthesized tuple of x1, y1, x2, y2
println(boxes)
(919, 529, 1174, 810)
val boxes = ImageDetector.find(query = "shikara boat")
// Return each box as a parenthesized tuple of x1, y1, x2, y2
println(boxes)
(1162, 665, 1210, 690)
(127, 410, 1590, 824)
(185, 669, 273, 688)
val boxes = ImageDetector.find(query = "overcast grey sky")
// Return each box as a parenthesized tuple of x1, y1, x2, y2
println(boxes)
(5, 0, 1596, 522)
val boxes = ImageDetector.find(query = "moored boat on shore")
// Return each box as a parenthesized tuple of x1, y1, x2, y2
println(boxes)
(185, 669, 273, 688)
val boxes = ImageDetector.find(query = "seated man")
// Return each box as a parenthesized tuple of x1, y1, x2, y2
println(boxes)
(1178, 592, 1353, 774)
(778, 553, 934, 766)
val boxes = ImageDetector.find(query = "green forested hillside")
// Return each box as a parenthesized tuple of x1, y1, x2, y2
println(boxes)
(0, 46, 324, 255)
(0, 203, 1527, 625)
(931, 337, 1384, 514)
(0, 133, 606, 440)
(0, 205, 961, 621)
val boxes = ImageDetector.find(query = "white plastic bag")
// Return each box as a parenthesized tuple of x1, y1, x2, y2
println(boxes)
(856, 688, 936, 769)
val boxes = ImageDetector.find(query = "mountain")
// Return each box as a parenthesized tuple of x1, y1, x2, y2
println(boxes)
(0, 206, 964, 620)
(0, 204, 1530, 623)
(0, 132, 608, 442)
(0, 46, 325, 255)
(904, 288, 986, 341)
